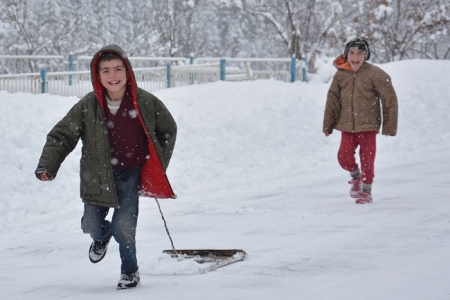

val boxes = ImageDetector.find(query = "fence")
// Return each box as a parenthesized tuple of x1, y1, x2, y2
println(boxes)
(75, 56, 191, 70)
(0, 55, 66, 74)
(0, 55, 307, 97)
(0, 64, 222, 97)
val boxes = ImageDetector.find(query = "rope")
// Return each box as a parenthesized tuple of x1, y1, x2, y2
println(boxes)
(154, 198, 178, 258)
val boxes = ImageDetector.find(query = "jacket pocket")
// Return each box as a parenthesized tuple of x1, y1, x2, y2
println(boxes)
(80, 158, 102, 197)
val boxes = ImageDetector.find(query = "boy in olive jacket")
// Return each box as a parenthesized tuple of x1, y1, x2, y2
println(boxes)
(35, 45, 177, 289)
(323, 38, 398, 204)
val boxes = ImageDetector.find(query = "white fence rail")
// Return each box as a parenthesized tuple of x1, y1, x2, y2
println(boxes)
(75, 56, 191, 71)
(0, 56, 304, 97)
(197, 57, 295, 82)
(0, 64, 221, 97)
(0, 72, 42, 94)
(0, 55, 65, 74)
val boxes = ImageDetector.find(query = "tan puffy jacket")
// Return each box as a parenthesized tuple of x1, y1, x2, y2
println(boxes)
(323, 55, 398, 136)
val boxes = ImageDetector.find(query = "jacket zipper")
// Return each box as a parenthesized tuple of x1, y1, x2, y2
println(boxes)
(99, 103, 120, 208)
(351, 73, 356, 132)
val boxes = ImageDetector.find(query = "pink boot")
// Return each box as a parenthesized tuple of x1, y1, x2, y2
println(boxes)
(349, 178, 361, 198)
(356, 191, 373, 204)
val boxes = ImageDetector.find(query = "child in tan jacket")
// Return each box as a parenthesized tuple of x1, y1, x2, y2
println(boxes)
(323, 38, 398, 204)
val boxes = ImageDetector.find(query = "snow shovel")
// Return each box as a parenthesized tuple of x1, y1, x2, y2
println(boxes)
(155, 199, 247, 272)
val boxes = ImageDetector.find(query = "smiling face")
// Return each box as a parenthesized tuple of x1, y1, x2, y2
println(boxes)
(347, 47, 366, 72)
(98, 58, 128, 100)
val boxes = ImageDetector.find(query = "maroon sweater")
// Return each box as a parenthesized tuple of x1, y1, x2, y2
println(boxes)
(104, 91, 149, 170)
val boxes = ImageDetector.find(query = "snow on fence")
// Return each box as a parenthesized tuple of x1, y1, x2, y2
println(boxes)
(0, 64, 221, 97)
(76, 56, 191, 70)
(0, 55, 306, 97)
(0, 72, 42, 94)
(198, 57, 301, 82)
(0, 55, 65, 74)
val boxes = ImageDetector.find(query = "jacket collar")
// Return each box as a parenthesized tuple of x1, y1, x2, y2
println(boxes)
(333, 54, 368, 74)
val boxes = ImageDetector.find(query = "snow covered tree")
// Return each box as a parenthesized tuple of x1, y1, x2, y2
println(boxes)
(220, 0, 347, 70)
(345, 0, 450, 62)
(0, 0, 91, 71)
(0, 0, 449, 73)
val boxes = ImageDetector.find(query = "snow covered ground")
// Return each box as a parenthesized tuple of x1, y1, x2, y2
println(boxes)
(1, 59, 450, 299)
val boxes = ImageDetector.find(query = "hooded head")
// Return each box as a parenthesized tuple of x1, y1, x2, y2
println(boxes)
(90, 45, 137, 108)
(344, 38, 371, 61)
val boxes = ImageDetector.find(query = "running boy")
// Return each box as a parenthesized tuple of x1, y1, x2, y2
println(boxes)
(323, 38, 398, 204)
(35, 45, 177, 289)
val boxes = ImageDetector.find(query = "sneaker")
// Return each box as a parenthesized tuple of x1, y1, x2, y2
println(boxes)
(349, 178, 361, 198)
(117, 271, 140, 290)
(356, 191, 373, 204)
(88, 236, 111, 263)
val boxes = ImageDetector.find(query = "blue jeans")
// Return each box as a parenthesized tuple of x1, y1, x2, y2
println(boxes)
(81, 165, 141, 274)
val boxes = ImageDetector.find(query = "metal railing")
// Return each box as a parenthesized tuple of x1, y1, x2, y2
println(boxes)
(0, 72, 42, 94)
(0, 64, 221, 97)
(0, 55, 65, 74)
(197, 57, 295, 82)
(0, 56, 306, 97)
(75, 56, 191, 70)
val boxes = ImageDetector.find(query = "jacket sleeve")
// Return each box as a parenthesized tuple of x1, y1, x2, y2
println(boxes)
(153, 98, 177, 170)
(323, 73, 341, 134)
(373, 73, 398, 136)
(35, 101, 85, 180)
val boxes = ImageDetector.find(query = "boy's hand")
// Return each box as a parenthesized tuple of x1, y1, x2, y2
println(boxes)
(37, 172, 51, 181)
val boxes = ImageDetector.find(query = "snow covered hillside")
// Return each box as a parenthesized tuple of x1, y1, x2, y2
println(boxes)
(1, 59, 449, 299)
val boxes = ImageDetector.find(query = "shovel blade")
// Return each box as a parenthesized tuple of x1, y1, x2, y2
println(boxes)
(163, 249, 245, 258)
(162, 249, 247, 271)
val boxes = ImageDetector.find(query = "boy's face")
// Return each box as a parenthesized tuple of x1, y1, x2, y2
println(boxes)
(347, 48, 365, 72)
(98, 58, 128, 98)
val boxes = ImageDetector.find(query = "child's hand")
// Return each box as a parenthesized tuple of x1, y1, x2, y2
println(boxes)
(38, 172, 51, 181)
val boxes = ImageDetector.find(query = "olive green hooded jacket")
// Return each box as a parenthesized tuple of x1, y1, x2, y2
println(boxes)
(35, 45, 177, 207)
(323, 54, 398, 136)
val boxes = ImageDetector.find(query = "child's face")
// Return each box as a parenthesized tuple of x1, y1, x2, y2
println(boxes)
(347, 48, 365, 72)
(98, 58, 128, 98)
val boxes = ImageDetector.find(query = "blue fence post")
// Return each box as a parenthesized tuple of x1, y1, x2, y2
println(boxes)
(302, 56, 307, 82)
(68, 53, 73, 86)
(166, 63, 172, 88)
(40, 68, 47, 94)
(189, 55, 194, 85)
(290, 56, 297, 82)
(220, 59, 226, 81)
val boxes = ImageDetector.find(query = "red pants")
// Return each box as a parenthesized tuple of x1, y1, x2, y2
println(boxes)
(337, 131, 377, 184)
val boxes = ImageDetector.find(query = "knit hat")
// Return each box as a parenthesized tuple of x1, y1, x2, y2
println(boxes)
(344, 38, 370, 60)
